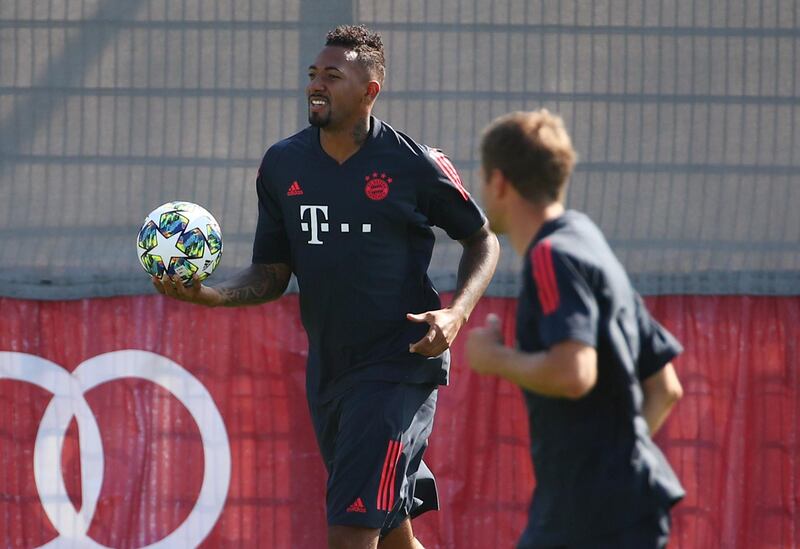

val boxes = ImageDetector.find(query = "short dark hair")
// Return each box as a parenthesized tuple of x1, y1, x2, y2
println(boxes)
(325, 24, 386, 83)
(480, 110, 577, 204)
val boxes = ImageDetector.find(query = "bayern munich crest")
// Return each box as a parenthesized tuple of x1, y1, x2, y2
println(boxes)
(364, 172, 392, 201)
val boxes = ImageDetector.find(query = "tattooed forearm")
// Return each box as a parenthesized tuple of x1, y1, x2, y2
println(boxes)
(212, 263, 292, 306)
(451, 223, 500, 320)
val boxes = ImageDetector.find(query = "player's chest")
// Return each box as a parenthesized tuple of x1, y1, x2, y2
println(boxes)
(277, 161, 414, 203)
(276, 164, 418, 244)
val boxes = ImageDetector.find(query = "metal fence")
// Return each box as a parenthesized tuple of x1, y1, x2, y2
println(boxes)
(1, 0, 798, 299)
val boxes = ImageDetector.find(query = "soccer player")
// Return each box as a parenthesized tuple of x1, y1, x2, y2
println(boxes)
(154, 25, 499, 549)
(465, 110, 684, 548)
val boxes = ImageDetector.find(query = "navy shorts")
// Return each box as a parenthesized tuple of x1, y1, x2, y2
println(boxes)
(572, 509, 671, 549)
(308, 381, 439, 535)
(519, 508, 672, 549)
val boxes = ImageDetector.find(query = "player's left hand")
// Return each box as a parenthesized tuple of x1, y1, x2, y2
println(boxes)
(406, 308, 466, 357)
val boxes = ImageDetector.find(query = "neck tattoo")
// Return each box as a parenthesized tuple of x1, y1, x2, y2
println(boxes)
(352, 120, 369, 146)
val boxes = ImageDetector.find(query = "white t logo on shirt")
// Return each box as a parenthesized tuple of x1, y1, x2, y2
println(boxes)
(300, 205, 329, 245)
(299, 205, 372, 245)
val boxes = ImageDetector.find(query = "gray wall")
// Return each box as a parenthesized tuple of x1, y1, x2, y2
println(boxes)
(1, 0, 798, 298)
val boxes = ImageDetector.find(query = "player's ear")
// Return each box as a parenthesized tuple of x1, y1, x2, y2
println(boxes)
(364, 80, 380, 103)
(488, 168, 508, 198)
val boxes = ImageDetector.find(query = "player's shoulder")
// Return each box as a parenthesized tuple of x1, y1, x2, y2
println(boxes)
(536, 211, 595, 250)
(532, 212, 606, 272)
(540, 211, 634, 297)
(256, 129, 314, 189)
(261, 127, 314, 165)
(375, 119, 449, 172)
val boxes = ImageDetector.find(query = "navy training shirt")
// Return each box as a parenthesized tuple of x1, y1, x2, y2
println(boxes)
(252, 117, 486, 402)
(515, 210, 685, 548)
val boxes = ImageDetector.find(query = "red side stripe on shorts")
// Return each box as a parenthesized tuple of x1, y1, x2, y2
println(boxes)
(532, 240, 559, 315)
(377, 439, 403, 511)
(388, 441, 402, 508)
(377, 440, 395, 511)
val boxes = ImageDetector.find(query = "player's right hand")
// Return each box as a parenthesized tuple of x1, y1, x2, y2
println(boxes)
(152, 274, 222, 307)
(465, 313, 505, 375)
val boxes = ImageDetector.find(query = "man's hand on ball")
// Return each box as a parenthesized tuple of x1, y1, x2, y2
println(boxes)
(152, 274, 218, 306)
(153, 274, 193, 299)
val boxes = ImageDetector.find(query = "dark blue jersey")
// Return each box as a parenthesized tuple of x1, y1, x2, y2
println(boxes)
(252, 117, 486, 402)
(515, 210, 685, 547)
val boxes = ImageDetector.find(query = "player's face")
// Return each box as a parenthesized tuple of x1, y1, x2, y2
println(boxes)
(307, 46, 371, 129)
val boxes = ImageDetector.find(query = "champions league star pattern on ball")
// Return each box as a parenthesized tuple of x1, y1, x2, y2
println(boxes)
(137, 201, 223, 285)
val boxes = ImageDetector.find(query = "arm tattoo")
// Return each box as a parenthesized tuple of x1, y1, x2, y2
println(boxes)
(451, 224, 500, 318)
(213, 263, 291, 306)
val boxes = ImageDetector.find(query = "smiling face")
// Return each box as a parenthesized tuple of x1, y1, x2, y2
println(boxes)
(306, 46, 377, 129)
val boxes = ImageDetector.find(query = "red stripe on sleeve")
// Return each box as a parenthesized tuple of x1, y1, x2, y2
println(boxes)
(532, 240, 559, 315)
(541, 241, 560, 313)
(532, 246, 554, 313)
(531, 246, 548, 312)
(431, 151, 469, 201)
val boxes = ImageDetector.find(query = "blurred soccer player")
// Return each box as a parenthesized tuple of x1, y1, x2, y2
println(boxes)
(466, 110, 684, 549)
(154, 25, 499, 549)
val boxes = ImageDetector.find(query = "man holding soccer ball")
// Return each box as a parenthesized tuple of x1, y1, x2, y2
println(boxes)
(154, 25, 499, 549)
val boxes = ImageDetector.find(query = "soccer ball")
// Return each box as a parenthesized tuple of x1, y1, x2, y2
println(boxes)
(136, 201, 223, 285)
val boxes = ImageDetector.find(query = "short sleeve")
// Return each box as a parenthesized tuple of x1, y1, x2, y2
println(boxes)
(634, 293, 683, 380)
(251, 150, 291, 264)
(417, 148, 486, 240)
(530, 240, 599, 349)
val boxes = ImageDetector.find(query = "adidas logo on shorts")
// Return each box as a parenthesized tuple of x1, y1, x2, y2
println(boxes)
(346, 497, 367, 513)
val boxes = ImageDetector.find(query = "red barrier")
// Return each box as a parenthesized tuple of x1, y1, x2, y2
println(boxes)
(0, 295, 797, 548)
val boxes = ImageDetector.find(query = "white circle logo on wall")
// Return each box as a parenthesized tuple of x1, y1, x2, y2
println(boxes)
(0, 350, 231, 549)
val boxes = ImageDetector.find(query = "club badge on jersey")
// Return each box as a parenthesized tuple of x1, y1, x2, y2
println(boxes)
(364, 172, 392, 201)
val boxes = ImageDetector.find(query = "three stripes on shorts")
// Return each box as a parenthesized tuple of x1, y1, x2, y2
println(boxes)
(377, 439, 404, 511)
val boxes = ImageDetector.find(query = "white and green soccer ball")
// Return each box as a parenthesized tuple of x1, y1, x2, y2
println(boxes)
(136, 201, 223, 285)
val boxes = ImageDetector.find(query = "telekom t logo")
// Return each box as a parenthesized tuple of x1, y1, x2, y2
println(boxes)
(300, 205, 328, 245)
(300, 205, 371, 245)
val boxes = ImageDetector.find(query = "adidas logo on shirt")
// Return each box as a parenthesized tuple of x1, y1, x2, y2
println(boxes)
(287, 180, 304, 196)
